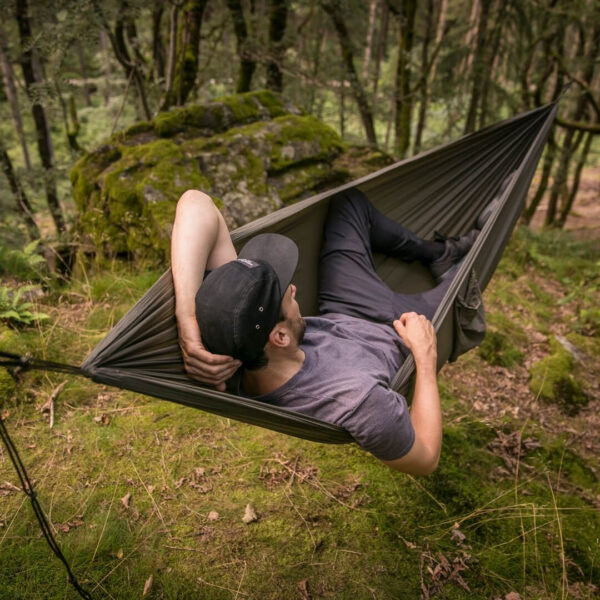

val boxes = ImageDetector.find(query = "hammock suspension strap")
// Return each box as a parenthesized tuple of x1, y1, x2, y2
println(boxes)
(0, 415, 93, 599)
(0, 351, 82, 376)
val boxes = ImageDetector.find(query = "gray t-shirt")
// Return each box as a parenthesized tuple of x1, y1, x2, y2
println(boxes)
(251, 313, 415, 461)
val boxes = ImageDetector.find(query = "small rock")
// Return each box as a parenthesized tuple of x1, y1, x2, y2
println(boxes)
(207, 510, 219, 522)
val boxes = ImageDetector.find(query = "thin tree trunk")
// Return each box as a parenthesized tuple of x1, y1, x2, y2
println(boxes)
(226, 0, 256, 93)
(99, 30, 111, 105)
(371, 1, 388, 117)
(461, 0, 479, 78)
(428, 0, 447, 84)
(165, 1, 181, 97)
(413, 0, 434, 154)
(152, 2, 166, 81)
(521, 132, 557, 226)
(546, 18, 599, 227)
(0, 25, 32, 172)
(93, 0, 151, 120)
(76, 41, 92, 106)
(266, 0, 288, 92)
(478, 0, 506, 128)
(0, 138, 40, 240)
(339, 76, 346, 138)
(308, 27, 326, 113)
(393, 0, 417, 156)
(322, 0, 377, 145)
(463, 0, 491, 134)
(557, 131, 592, 228)
(15, 0, 65, 236)
(362, 0, 378, 84)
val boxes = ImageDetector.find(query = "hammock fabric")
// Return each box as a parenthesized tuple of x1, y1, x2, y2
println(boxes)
(8, 102, 559, 445)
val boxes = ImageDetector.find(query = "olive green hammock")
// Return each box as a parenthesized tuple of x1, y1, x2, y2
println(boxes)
(2, 101, 558, 445)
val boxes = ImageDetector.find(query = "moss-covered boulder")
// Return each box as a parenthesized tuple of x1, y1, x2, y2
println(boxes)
(529, 336, 588, 414)
(70, 90, 393, 261)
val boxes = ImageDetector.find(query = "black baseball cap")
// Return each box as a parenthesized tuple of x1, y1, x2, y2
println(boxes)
(195, 233, 299, 362)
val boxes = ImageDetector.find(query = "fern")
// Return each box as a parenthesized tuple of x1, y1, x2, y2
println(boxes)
(0, 284, 50, 327)
(0, 240, 48, 282)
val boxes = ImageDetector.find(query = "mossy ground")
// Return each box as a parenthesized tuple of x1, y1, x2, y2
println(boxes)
(1, 229, 599, 599)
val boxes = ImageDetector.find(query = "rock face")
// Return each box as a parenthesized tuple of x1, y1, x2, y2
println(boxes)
(70, 90, 393, 260)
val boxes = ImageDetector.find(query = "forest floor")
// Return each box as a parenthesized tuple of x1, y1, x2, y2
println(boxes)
(0, 169, 599, 599)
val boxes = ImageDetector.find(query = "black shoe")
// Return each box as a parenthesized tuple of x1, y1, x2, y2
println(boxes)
(430, 229, 479, 281)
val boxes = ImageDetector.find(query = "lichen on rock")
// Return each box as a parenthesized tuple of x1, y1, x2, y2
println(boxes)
(70, 89, 394, 262)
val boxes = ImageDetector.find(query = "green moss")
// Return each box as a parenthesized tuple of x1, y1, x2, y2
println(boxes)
(478, 330, 524, 367)
(529, 337, 588, 413)
(268, 115, 344, 171)
(152, 90, 287, 138)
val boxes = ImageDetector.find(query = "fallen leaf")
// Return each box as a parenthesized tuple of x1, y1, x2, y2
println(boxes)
(143, 574, 153, 596)
(93, 414, 110, 426)
(207, 510, 219, 522)
(505, 593, 521, 600)
(116, 548, 123, 559)
(450, 524, 466, 545)
(121, 493, 131, 509)
(242, 503, 258, 524)
(1, 410, 9, 421)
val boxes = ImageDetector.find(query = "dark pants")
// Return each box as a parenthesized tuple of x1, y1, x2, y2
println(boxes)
(318, 188, 452, 324)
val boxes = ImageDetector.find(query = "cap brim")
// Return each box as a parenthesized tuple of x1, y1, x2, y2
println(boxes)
(238, 234, 299, 297)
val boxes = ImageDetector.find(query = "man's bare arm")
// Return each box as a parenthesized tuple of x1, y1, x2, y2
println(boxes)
(171, 190, 240, 389)
(383, 312, 442, 475)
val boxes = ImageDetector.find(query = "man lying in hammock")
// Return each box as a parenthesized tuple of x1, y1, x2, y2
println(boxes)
(172, 187, 481, 475)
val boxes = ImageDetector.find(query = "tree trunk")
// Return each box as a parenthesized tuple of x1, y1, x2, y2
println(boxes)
(0, 25, 32, 172)
(362, 0, 378, 84)
(76, 41, 92, 106)
(99, 30, 111, 105)
(413, 0, 434, 154)
(161, 0, 207, 110)
(478, 0, 506, 128)
(463, 0, 491, 134)
(15, 0, 65, 236)
(371, 1, 388, 117)
(393, 0, 417, 157)
(308, 27, 326, 113)
(521, 132, 557, 226)
(226, 0, 256, 93)
(152, 2, 166, 81)
(0, 138, 40, 240)
(322, 0, 377, 145)
(165, 1, 181, 97)
(93, 0, 152, 120)
(266, 0, 288, 92)
(428, 0, 447, 84)
(461, 0, 479, 78)
(545, 17, 599, 227)
(557, 131, 592, 228)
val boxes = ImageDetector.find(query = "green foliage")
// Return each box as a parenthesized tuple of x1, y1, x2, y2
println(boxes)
(0, 240, 48, 282)
(0, 284, 50, 327)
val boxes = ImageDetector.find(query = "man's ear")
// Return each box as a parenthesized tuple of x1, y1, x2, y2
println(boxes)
(268, 322, 291, 349)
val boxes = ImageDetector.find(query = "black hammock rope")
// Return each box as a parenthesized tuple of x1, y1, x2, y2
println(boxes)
(0, 351, 92, 599)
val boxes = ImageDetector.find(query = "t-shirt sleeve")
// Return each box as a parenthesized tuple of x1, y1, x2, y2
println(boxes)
(340, 385, 415, 461)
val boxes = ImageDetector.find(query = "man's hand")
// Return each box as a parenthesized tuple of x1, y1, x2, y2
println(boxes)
(393, 312, 437, 370)
(177, 315, 241, 391)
